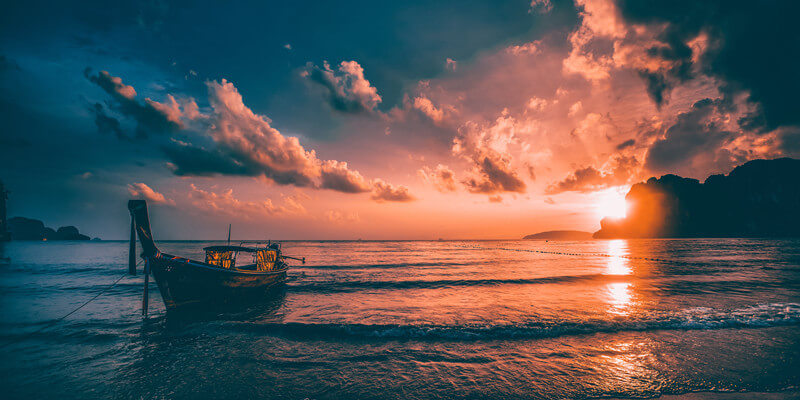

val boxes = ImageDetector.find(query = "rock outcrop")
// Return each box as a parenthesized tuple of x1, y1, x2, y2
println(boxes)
(8, 217, 90, 240)
(594, 158, 800, 238)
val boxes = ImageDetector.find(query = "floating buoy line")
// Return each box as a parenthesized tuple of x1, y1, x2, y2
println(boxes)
(451, 243, 706, 267)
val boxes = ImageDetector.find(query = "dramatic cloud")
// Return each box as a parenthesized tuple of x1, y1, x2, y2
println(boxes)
(187, 184, 306, 218)
(162, 142, 253, 176)
(303, 60, 382, 113)
(89, 103, 125, 141)
(462, 156, 527, 194)
(371, 179, 415, 202)
(85, 70, 191, 137)
(319, 160, 371, 193)
(90, 72, 413, 200)
(390, 85, 459, 128)
(200, 79, 320, 186)
(547, 155, 639, 193)
(642, 98, 754, 177)
(413, 96, 446, 124)
(418, 164, 457, 192)
(506, 41, 540, 56)
(529, 0, 553, 14)
(453, 115, 527, 194)
(616, 0, 800, 130)
(6, 0, 800, 240)
(127, 183, 175, 205)
(562, 0, 698, 107)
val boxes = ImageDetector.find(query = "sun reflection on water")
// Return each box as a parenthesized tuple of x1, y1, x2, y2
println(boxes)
(604, 240, 633, 315)
(606, 282, 633, 315)
(595, 339, 658, 392)
(605, 239, 631, 275)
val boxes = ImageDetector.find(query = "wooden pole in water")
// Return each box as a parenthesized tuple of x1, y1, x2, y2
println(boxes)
(227, 223, 231, 245)
(128, 215, 137, 275)
(142, 258, 150, 316)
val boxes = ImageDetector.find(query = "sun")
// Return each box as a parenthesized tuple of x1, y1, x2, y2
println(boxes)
(595, 187, 628, 220)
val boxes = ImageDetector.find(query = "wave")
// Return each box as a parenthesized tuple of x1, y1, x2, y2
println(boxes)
(287, 274, 633, 293)
(0, 265, 121, 276)
(296, 261, 480, 270)
(220, 303, 800, 341)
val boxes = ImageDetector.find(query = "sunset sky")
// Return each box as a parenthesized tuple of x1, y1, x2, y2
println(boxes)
(1, 0, 798, 240)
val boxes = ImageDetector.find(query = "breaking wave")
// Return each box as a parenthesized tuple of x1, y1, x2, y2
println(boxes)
(297, 261, 480, 270)
(222, 303, 800, 341)
(287, 274, 634, 292)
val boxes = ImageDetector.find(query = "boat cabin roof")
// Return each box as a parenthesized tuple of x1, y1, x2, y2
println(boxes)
(203, 245, 259, 253)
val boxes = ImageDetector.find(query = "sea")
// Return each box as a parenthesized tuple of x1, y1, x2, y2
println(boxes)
(0, 239, 799, 399)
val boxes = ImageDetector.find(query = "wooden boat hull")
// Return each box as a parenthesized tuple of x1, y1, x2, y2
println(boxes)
(149, 253, 288, 310)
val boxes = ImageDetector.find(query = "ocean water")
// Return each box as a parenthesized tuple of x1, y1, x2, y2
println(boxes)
(0, 239, 799, 399)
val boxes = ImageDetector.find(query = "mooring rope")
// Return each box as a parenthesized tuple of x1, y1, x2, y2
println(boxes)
(0, 259, 143, 349)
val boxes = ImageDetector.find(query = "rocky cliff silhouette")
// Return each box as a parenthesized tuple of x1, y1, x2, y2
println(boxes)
(8, 217, 90, 241)
(594, 158, 800, 238)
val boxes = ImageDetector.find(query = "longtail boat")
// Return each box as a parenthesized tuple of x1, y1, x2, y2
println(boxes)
(128, 200, 303, 314)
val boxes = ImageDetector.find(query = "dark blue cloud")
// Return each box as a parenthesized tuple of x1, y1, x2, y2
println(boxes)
(617, 0, 800, 132)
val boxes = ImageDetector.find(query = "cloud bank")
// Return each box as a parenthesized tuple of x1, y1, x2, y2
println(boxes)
(89, 71, 413, 202)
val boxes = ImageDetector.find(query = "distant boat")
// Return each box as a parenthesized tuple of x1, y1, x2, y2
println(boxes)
(128, 200, 304, 314)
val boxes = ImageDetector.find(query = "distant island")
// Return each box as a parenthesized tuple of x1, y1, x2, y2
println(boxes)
(8, 217, 91, 241)
(594, 158, 800, 238)
(1, 179, 93, 241)
(523, 230, 593, 240)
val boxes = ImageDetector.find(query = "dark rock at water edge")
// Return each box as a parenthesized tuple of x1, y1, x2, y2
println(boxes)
(594, 158, 800, 238)
(524, 230, 593, 240)
(8, 217, 90, 240)
(8, 217, 45, 240)
(55, 226, 88, 240)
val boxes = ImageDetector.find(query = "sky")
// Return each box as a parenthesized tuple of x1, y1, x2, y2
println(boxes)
(1, 0, 798, 240)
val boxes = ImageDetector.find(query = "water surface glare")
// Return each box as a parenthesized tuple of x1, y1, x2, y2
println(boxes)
(1, 239, 799, 399)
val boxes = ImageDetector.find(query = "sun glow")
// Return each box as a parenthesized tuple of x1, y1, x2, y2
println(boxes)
(595, 187, 628, 220)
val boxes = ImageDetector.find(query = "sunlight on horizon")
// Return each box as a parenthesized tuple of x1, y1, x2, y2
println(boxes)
(595, 187, 629, 220)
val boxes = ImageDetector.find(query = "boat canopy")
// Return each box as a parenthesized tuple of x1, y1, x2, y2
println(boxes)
(203, 245, 257, 253)
(203, 245, 280, 271)
(255, 249, 278, 271)
(205, 249, 234, 269)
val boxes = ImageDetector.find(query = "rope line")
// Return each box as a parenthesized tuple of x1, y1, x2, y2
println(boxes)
(452, 244, 703, 266)
(0, 259, 143, 349)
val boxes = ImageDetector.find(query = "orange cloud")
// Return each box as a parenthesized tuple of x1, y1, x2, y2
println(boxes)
(127, 183, 175, 205)
(371, 179, 415, 202)
(92, 71, 414, 201)
(187, 184, 306, 218)
(319, 160, 371, 193)
(547, 155, 639, 194)
(418, 164, 457, 192)
(453, 115, 527, 194)
(303, 60, 382, 113)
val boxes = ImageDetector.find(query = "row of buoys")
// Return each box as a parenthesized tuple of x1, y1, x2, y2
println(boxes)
(452, 244, 693, 266)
